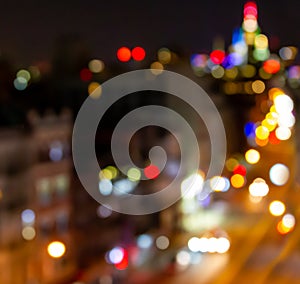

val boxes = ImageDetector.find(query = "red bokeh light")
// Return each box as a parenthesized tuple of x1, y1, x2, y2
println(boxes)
(263, 59, 281, 74)
(210, 50, 225, 65)
(144, 164, 160, 179)
(244, 2, 257, 19)
(114, 250, 128, 270)
(117, 47, 131, 62)
(132, 46, 146, 61)
(80, 68, 92, 81)
(233, 164, 247, 176)
(269, 131, 280, 145)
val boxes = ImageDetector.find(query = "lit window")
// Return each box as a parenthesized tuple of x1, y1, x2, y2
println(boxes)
(55, 174, 69, 199)
(36, 178, 52, 205)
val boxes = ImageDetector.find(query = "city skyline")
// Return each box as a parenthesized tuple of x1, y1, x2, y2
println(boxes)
(1, 0, 300, 65)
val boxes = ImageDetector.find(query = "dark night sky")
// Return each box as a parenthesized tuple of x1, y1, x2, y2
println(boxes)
(1, 0, 300, 66)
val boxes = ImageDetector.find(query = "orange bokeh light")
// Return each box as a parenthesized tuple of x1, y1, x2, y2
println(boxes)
(230, 174, 245, 188)
(263, 59, 281, 74)
(277, 220, 292, 235)
(117, 47, 131, 62)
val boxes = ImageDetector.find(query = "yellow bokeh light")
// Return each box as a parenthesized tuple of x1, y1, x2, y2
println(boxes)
(17, 69, 31, 82)
(266, 112, 278, 125)
(255, 137, 269, 147)
(225, 158, 239, 171)
(277, 220, 292, 235)
(240, 64, 256, 78)
(270, 105, 277, 113)
(88, 82, 102, 99)
(99, 166, 118, 180)
(252, 80, 265, 94)
(88, 59, 104, 73)
(106, 166, 118, 179)
(150, 61, 164, 75)
(158, 48, 171, 64)
(223, 82, 240, 95)
(255, 125, 269, 140)
(99, 168, 113, 180)
(245, 149, 260, 164)
(269, 200, 286, 216)
(225, 67, 238, 80)
(244, 32, 256, 45)
(268, 88, 284, 101)
(244, 81, 254, 94)
(277, 221, 289, 234)
(262, 119, 276, 132)
(212, 66, 225, 79)
(254, 34, 268, 49)
(28, 66, 41, 80)
(47, 241, 66, 258)
(127, 167, 141, 181)
(230, 174, 245, 188)
(22, 226, 36, 241)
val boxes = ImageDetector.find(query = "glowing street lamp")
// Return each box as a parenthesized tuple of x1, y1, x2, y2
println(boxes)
(47, 241, 66, 258)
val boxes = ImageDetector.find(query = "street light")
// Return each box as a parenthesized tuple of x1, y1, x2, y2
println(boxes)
(47, 241, 66, 258)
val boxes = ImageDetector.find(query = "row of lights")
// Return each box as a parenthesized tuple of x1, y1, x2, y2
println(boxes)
(191, 51, 281, 82)
(21, 209, 36, 241)
(98, 164, 161, 197)
(227, 156, 290, 191)
(117, 46, 146, 62)
(188, 236, 230, 254)
(79, 59, 105, 99)
(106, 231, 231, 273)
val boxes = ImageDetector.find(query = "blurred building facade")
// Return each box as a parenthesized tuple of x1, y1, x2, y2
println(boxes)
(0, 109, 76, 284)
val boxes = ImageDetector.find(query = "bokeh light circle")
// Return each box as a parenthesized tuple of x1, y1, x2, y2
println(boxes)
(155, 235, 170, 250)
(47, 241, 66, 258)
(108, 247, 125, 264)
(22, 227, 36, 241)
(269, 200, 285, 216)
(117, 47, 131, 62)
(132, 47, 146, 61)
(269, 163, 290, 186)
(249, 178, 269, 197)
(245, 149, 260, 164)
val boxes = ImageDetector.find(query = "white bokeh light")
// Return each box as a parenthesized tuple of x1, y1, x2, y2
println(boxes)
(249, 178, 269, 197)
(269, 163, 290, 186)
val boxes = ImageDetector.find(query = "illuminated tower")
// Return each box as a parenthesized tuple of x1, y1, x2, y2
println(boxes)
(190, 1, 299, 235)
